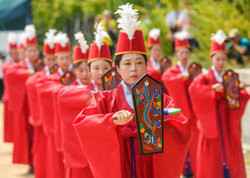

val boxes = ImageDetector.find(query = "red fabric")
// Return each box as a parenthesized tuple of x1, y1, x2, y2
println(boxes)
(73, 45, 89, 63)
(115, 29, 147, 56)
(210, 40, 226, 56)
(88, 42, 112, 64)
(37, 72, 65, 178)
(18, 43, 24, 52)
(58, 85, 93, 178)
(148, 37, 161, 48)
(25, 37, 38, 48)
(2, 61, 14, 142)
(146, 60, 163, 84)
(55, 42, 71, 56)
(175, 38, 190, 51)
(5, 60, 33, 164)
(73, 84, 192, 178)
(43, 43, 55, 55)
(188, 68, 249, 178)
(161, 64, 198, 174)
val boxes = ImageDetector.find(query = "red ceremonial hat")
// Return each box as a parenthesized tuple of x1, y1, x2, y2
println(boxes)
(148, 28, 161, 48)
(43, 29, 57, 55)
(24, 24, 38, 48)
(87, 23, 112, 64)
(7, 32, 17, 52)
(210, 30, 226, 56)
(115, 4, 147, 56)
(174, 31, 190, 51)
(74, 32, 89, 63)
(54, 32, 71, 56)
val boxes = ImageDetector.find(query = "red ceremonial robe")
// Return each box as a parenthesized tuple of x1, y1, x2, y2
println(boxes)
(26, 68, 48, 178)
(2, 61, 15, 142)
(161, 64, 198, 174)
(57, 83, 93, 178)
(5, 59, 33, 164)
(146, 59, 163, 83)
(36, 71, 65, 178)
(73, 84, 192, 178)
(188, 68, 250, 178)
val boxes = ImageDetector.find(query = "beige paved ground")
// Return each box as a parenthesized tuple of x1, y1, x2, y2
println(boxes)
(0, 101, 249, 178)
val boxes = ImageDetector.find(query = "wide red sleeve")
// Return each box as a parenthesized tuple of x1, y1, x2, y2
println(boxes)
(73, 92, 122, 178)
(188, 74, 218, 139)
(5, 65, 29, 112)
(161, 68, 191, 119)
(153, 94, 192, 178)
(58, 85, 91, 168)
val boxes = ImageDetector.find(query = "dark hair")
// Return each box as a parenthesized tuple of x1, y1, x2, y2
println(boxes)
(73, 61, 84, 69)
(115, 54, 147, 67)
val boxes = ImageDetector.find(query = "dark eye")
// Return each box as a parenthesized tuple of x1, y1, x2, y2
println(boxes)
(125, 63, 130, 65)
(137, 62, 143, 64)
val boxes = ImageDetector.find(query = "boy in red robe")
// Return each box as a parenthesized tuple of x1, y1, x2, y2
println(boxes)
(5, 24, 39, 171)
(161, 30, 198, 177)
(2, 32, 19, 143)
(56, 31, 93, 178)
(26, 29, 57, 178)
(36, 31, 73, 178)
(146, 28, 164, 83)
(189, 30, 250, 178)
(73, 4, 192, 178)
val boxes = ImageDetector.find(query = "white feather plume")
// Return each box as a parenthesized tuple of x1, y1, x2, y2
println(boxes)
(55, 32, 69, 48)
(18, 33, 26, 45)
(8, 32, 17, 44)
(45, 29, 57, 49)
(74, 31, 89, 53)
(94, 23, 110, 51)
(115, 3, 141, 40)
(25, 24, 36, 40)
(149, 28, 160, 40)
(211, 29, 227, 45)
(174, 31, 189, 41)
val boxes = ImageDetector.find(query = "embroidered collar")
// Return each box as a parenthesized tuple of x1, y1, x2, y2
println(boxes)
(91, 80, 98, 91)
(25, 58, 34, 70)
(177, 60, 190, 73)
(77, 79, 83, 86)
(150, 57, 161, 70)
(121, 80, 134, 109)
(211, 66, 225, 83)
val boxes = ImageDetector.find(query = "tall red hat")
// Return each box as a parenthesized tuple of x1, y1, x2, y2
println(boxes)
(74, 32, 89, 63)
(24, 24, 38, 48)
(7, 32, 17, 52)
(115, 4, 147, 56)
(43, 29, 56, 55)
(210, 30, 227, 56)
(54, 32, 71, 56)
(174, 31, 190, 51)
(17, 33, 26, 52)
(148, 28, 161, 48)
(87, 23, 112, 64)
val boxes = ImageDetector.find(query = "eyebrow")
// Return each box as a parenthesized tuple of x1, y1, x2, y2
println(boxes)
(123, 57, 143, 61)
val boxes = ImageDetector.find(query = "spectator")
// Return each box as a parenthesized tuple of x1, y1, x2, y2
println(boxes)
(177, 1, 199, 50)
(165, 7, 181, 53)
(100, 10, 117, 56)
(226, 28, 250, 65)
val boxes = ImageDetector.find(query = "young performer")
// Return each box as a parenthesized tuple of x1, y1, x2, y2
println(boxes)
(146, 28, 163, 83)
(36, 31, 72, 178)
(73, 4, 191, 178)
(188, 30, 250, 178)
(161, 30, 198, 176)
(2, 32, 19, 143)
(17, 33, 26, 61)
(25, 29, 57, 178)
(56, 31, 93, 178)
(87, 23, 113, 91)
(5, 25, 39, 166)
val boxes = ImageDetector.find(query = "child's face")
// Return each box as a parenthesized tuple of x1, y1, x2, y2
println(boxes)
(117, 53, 147, 86)
(9, 49, 19, 62)
(75, 62, 91, 85)
(175, 47, 190, 64)
(44, 55, 56, 68)
(211, 52, 227, 73)
(25, 46, 39, 63)
(149, 44, 162, 61)
(56, 53, 72, 72)
(90, 59, 111, 86)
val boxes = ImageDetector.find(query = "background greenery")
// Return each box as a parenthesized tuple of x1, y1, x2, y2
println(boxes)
(32, 0, 250, 69)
